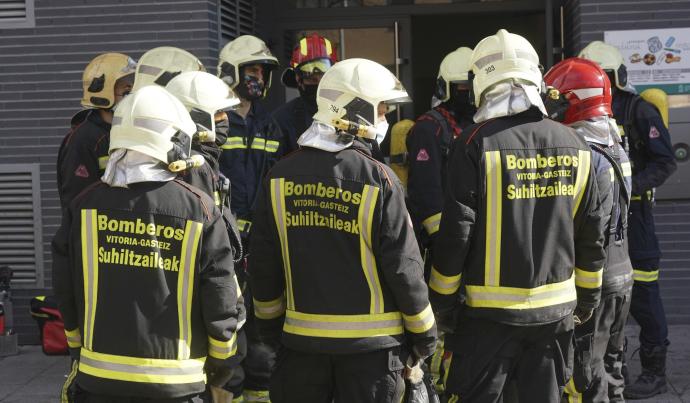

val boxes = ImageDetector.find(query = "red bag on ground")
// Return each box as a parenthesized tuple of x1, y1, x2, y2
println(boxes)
(30, 296, 68, 355)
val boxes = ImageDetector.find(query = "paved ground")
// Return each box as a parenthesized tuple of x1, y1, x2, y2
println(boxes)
(1, 325, 689, 402)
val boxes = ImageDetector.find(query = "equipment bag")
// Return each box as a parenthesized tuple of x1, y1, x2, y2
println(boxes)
(30, 296, 68, 355)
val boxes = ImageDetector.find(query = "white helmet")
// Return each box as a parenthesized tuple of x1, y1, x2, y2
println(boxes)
(470, 29, 542, 106)
(133, 47, 206, 91)
(313, 58, 410, 139)
(435, 47, 473, 102)
(217, 35, 279, 92)
(110, 85, 197, 164)
(578, 41, 628, 90)
(165, 71, 239, 142)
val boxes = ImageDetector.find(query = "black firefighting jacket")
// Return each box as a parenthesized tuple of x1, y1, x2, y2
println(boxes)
(587, 138, 633, 294)
(57, 109, 111, 212)
(248, 139, 437, 357)
(406, 105, 473, 245)
(218, 103, 282, 238)
(52, 179, 240, 399)
(267, 96, 317, 155)
(430, 108, 607, 327)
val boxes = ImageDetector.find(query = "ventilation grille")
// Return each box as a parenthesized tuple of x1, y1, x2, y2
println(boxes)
(219, 0, 255, 42)
(0, 164, 43, 287)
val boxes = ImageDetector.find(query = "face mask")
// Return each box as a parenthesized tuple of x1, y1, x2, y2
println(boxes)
(374, 120, 389, 145)
(448, 89, 475, 119)
(238, 74, 264, 100)
(299, 84, 319, 104)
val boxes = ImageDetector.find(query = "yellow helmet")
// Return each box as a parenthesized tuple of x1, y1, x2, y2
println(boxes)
(133, 47, 205, 91)
(470, 29, 541, 106)
(110, 85, 196, 164)
(313, 58, 411, 139)
(81, 53, 136, 109)
(435, 47, 473, 102)
(578, 41, 628, 90)
(217, 35, 279, 91)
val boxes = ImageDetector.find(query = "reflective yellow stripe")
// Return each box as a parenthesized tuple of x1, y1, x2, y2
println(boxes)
(98, 156, 109, 170)
(572, 150, 591, 217)
(213, 191, 221, 206)
(208, 333, 237, 360)
(429, 266, 461, 295)
(237, 219, 252, 233)
(244, 389, 270, 402)
(65, 328, 82, 348)
(271, 178, 294, 310)
(631, 195, 642, 201)
(443, 353, 453, 395)
(358, 184, 384, 314)
(402, 303, 435, 333)
(448, 395, 459, 403)
(61, 359, 79, 403)
(221, 137, 246, 150)
(422, 212, 442, 235)
(575, 267, 603, 289)
(81, 209, 99, 350)
(564, 377, 582, 401)
(324, 38, 333, 57)
(484, 151, 502, 286)
(78, 348, 205, 384)
(283, 310, 403, 338)
(299, 38, 308, 56)
(266, 140, 279, 153)
(633, 269, 659, 282)
(466, 275, 576, 309)
(232, 395, 246, 403)
(621, 161, 632, 177)
(430, 337, 444, 389)
(254, 296, 287, 319)
(177, 220, 202, 360)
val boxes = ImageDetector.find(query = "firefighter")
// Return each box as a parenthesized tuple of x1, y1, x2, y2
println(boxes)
(248, 58, 437, 403)
(52, 85, 241, 401)
(57, 52, 136, 211)
(132, 46, 206, 91)
(545, 57, 633, 403)
(217, 35, 280, 403)
(406, 47, 475, 277)
(165, 71, 248, 402)
(580, 41, 677, 399)
(430, 30, 607, 403)
(268, 33, 338, 154)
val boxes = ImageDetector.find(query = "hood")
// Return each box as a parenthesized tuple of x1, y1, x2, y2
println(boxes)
(473, 79, 547, 123)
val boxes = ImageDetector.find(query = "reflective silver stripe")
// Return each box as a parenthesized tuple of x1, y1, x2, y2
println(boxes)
(138, 64, 162, 76)
(271, 178, 294, 310)
(283, 310, 404, 338)
(358, 185, 383, 314)
(80, 355, 202, 376)
(208, 333, 237, 360)
(402, 304, 435, 333)
(133, 117, 171, 135)
(465, 276, 577, 309)
(178, 220, 203, 360)
(81, 209, 99, 350)
(484, 151, 502, 287)
(422, 213, 442, 235)
(428, 267, 461, 295)
(474, 53, 503, 69)
(621, 161, 632, 177)
(319, 88, 343, 101)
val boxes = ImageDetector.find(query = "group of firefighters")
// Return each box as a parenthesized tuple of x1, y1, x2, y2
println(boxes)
(50, 27, 676, 403)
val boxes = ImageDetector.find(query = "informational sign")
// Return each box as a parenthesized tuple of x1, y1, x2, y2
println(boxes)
(604, 28, 690, 94)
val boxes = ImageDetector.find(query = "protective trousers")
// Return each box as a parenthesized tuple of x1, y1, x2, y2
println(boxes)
(443, 316, 573, 403)
(563, 287, 632, 403)
(628, 201, 668, 348)
(269, 346, 405, 403)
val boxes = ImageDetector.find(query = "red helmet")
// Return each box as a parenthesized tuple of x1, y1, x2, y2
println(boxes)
(282, 34, 337, 88)
(543, 57, 612, 125)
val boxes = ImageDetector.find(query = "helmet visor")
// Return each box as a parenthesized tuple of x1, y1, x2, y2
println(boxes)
(297, 58, 333, 75)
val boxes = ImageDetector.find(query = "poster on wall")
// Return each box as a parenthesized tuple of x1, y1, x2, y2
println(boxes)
(604, 27, 690, 94)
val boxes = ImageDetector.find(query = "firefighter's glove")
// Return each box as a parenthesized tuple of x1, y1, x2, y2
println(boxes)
(204, 359, 234, 389)
(573, 307, 594, 326)
(403, 354, 424, 383)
